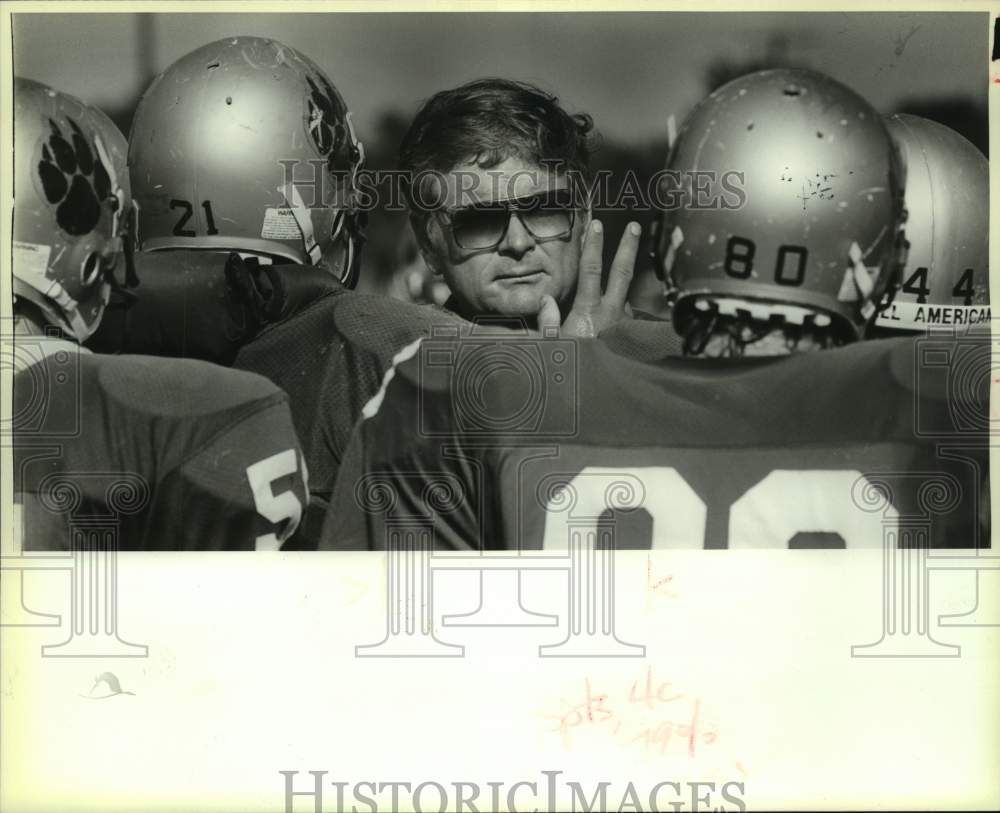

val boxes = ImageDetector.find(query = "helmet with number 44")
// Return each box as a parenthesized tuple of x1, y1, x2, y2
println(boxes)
(656, 68, 905, 343)
(872, 114, 989, 335)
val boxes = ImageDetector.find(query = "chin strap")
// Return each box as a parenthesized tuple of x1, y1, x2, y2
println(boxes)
(279, 182, 324, 266)
(13, 260, 108, 343)
(848, 241, 878, 320)
(224, 252, 286, 338)
(661, 225, 684, 288)
(93, 134, 140, 307)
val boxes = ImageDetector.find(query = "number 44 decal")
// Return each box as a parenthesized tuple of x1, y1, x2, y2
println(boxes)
(892, 266, 977, 306)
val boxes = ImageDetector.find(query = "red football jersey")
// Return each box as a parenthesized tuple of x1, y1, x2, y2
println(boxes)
(14, 341, 308, 550)
(323, 324, 989, 551)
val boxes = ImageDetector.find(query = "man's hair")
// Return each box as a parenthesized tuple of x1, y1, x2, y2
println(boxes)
(399, 77, 596, 216)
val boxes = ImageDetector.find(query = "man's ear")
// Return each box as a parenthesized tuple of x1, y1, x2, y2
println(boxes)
(411, 212, 445, 276)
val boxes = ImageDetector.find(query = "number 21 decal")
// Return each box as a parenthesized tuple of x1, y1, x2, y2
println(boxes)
(171, 199, 220, 237)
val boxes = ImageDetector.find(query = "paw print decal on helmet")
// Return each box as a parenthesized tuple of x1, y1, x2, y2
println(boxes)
(305, 75, 349, 171)
(36, 118, 112, 237)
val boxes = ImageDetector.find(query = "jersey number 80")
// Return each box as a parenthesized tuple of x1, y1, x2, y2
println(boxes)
(541, 467, 897, 549)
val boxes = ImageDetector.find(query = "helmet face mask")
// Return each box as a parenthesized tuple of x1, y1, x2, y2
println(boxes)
(871, 114, 989, 336)
(128, 37, 366, 286)
(655, 68, 906, 343)
(13, 78, 131, 342)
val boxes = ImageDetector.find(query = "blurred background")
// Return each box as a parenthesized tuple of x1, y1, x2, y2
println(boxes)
(13, 11, 989, 312)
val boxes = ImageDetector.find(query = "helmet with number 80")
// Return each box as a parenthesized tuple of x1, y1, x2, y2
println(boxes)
(655, 68, 905, 354)
(128, 36, 366, 286)
(13, 77, 131, 342)
(871, 114, 989, 335)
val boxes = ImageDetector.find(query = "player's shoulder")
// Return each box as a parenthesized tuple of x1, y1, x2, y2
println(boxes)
(256, 288, 462, 357)
(598, 310, 686, 361)
(83, 351, 288, 420)
(806, 331, 983, 403)
(14, 346, 292, 482)
(327, 292, 465, 351)
(777, 334, 916, 384)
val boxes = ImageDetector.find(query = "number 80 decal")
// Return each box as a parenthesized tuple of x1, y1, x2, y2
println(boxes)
(724, 237, 808, 286)
(541, 467, 896, 549)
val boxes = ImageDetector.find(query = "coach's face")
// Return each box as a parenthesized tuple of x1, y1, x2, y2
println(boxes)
(419, 156, 585, 319)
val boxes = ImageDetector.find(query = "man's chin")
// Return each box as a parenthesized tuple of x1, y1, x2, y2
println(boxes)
(487, 278, 558, 316)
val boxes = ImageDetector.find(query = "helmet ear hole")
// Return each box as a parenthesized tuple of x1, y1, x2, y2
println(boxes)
(80, 252, 102, 287)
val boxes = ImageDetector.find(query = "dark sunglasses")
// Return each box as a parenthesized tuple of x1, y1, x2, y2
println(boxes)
(438, 189, 577, 251)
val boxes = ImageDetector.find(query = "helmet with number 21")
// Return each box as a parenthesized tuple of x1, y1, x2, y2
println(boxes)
(129, 36, 366, 287)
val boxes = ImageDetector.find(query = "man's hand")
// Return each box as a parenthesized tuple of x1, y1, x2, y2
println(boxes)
(537, 219, 639, 338)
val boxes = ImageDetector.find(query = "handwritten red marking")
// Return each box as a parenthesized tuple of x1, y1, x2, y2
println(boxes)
(629, 666, 684, 709)
(545, 678, 616, 747)
(548, 670, 726, 764)
(689, 697, 701, 757)
(646, 557, 678, 597)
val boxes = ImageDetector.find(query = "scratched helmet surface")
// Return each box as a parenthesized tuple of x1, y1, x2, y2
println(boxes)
(655, 68, 905, 340)
(13, 77, 130, 341)
(129, 36, 366, 286)
(873, 114, 989, 334)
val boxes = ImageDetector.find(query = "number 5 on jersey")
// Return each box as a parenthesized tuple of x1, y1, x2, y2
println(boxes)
(247, 449, 308, 550)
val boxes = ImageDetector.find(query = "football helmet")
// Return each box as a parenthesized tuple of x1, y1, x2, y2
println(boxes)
(129, 37, 365, 286)
(13, 78, 130, 341)
(873, 114, 989, 333)
(655, 68, 905, 341)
